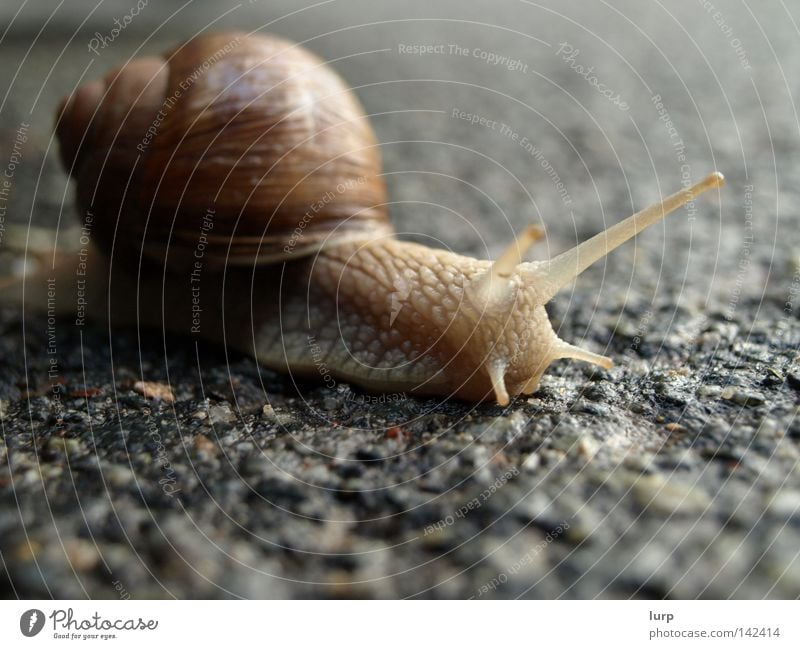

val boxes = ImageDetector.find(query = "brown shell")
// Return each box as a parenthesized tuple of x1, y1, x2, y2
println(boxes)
(56, 31, 390, 268)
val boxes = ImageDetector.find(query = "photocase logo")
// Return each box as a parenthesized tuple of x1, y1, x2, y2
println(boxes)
(20, 609, 45, 637)
(389, 275, 412, 327)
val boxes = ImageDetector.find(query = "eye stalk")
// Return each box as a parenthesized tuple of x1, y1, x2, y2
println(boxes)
(470, 172, 725, 405)
(530, 172, 725, 302)
(466, 225, 545, 313)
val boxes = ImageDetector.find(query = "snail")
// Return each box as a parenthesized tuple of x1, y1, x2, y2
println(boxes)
(8, 31, 724, 405)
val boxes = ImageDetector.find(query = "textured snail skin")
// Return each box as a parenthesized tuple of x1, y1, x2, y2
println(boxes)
(41, 32, 725, 405)
(258, 239, 561, 403)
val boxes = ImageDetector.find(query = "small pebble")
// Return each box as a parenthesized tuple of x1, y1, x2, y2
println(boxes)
(208, 403, 236, 425)
(761, 367, 784, 387)
(576, 436, 600, 460)
(13, 540, 41, 562)
(262, 403, 293, 426)
(132, 381, 175, 402)
(421, 526, 454, 549)
(522, 453, 541, 472)
(63, 538, 100, 571)
(194, 434, 217, 455)
(633, 474, 710, 515)
(583, 384, 613, 402)
(572, 400, 610, 416)
(106, 466, 135, 487)
(721, 387, 765, 407)
(767, 490, 800, 519)
(43, 437, 85, 458)
(385, 426, 403, 439)
(697, 385, 722, 398)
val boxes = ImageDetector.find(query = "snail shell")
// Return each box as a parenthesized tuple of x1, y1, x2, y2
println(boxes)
(57, 31, 390, 268)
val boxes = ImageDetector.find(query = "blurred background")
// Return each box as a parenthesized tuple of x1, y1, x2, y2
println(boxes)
(2, 0, 788, 288)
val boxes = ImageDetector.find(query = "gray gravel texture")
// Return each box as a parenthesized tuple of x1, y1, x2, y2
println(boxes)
(1, 0, 799, 598)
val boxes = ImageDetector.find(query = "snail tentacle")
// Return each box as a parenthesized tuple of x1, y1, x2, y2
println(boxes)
(531, 172, 725, 302)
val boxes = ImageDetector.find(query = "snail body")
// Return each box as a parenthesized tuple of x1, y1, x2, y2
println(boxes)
(13, 32, 724, 405)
